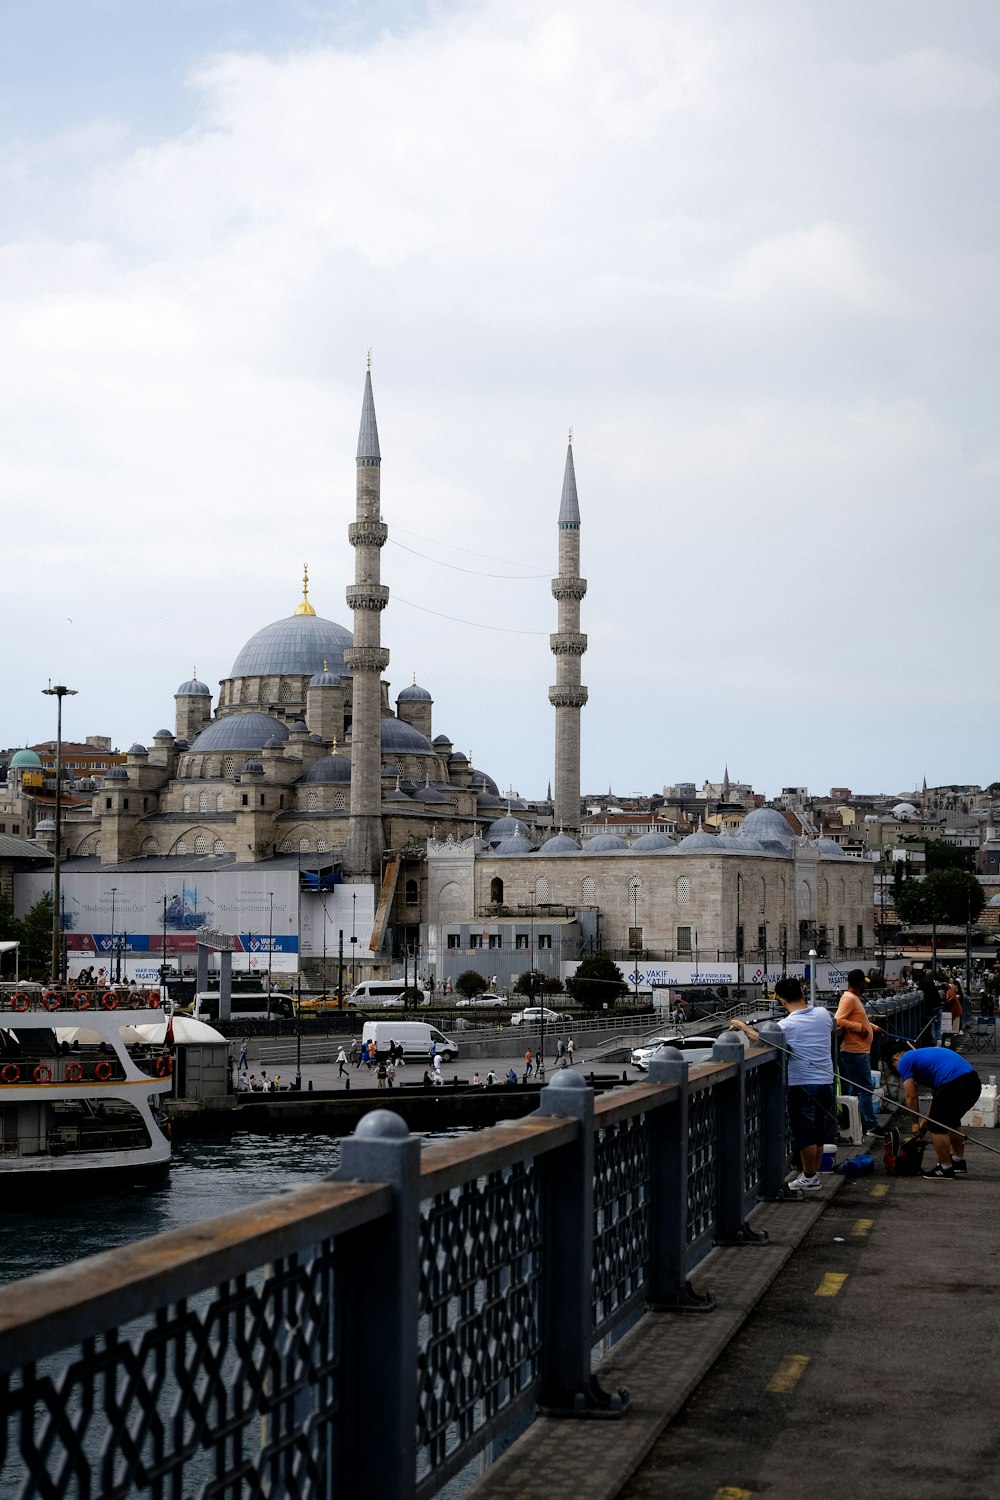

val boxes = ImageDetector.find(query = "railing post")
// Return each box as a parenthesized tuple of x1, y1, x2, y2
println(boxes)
(330, 1109, 421, 1500)
(712, 1030, 768, 1246)
(533, 1072, 628, 1416)
(757, 1021, 792, 1200)
(646, 1049, 714, 1311)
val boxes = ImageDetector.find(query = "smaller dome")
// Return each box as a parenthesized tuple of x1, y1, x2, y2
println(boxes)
(174, 738, 189, 750)
(476, 791, 504, 810)
(892, 802, 920, 822)
(487, 814, 530, 842)
(309, 733, 323, 743)
(242, 760, 264, 775)
(432, 734, 452, 747)
(816, 837, 847, 858)
(676, 827, 722, 854)
(10, 748, 42, 768)
(538, 833, 581, 855)
(738, 808, 795, 849)
(398, 681, 432, 702)
(264, 736, 285, 750)
(308, 668, 341, 688)
(583, 833, 629, 853)
(105, 766, 129, 782)
(495, 832, 535, 856)
(411, 782, 449, 804)
(304, 753, 352, 784)
(384, 782, 412, 803)
(289, 719, 309, 736)
(630, 831, 674, 851)
(190, 713, 288, 754)
(127, 743, 148, 756)
(153, 728, 174, 741)
(34, 818, 56, 833)
(449, 750, 470, 766)
(380, 718, 436, 755)
(176, 677, 211, 697)
(470, 769, 500, 795)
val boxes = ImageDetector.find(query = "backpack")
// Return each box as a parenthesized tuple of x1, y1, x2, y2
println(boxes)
(883, 1126, 926, 1176)
(839, 1153, 875, 1178)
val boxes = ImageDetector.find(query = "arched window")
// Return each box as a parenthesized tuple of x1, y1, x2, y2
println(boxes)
(223, 756, 237, 778)
(299, 837, 310, 853)
(142, 838, 160, 855)
(280, 679, 293, 701)
(194, 835, 207, 855)
(183, 794, 191, 814)
(676, 876, 692, 906)
(213, 839, 226, 856)
(405, 878, 419, 906)
(176, 839, 188, 856)
(490, 876, 504, 904)
(95, 839, 102, 855)
(535, 876, 550, 904)
(216, 791, 225, 812)
(334, 791, 346, 811)
(395, 759, 405, 776)
(821, 878, 829, 903)
(199, 790, 209, 813)
(582, 876, 597, 905)
(280, 837, 294, 853)
(307, 791, 318, 812)
(317, 838, 327, 853)
(628, 875, 642, 899)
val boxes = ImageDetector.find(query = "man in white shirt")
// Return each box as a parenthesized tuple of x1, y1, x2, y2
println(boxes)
(732, 977, 835, 1192)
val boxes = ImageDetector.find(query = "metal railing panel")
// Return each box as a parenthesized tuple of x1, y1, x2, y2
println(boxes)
(685, 1088, 718, 1263)
(591, 1112, 651, 1342)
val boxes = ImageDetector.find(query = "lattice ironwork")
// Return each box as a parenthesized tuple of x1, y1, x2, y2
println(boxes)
(416, 1159, 541, 1488)
(1, 1244, 339, 1500)
(592, 1115, 651, 1337)
(686, 1090, 718, 1247)
(744, 1067, 764, 1198)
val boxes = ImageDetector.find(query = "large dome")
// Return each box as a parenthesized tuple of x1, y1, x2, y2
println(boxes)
(189, 713, 289, 752)
(737, 808, 795, 850)
(380, 718, 436, 755)
(229, 613, 353, 679)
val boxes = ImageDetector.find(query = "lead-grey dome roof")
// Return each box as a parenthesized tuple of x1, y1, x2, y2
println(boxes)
(630, 831, 674, 851)
(495, 832, 535, 856)
(737, 808, 795, 850)
(176, 676, 211, 697)
(487, 814, 530, 843)
(189, 713, 289, 753)
(816, 837, 848, 858)
(153, 729, 174, 741)
(127, 743, 148, 756)
(308, 668, 342, 688)
(583, 833, 629, 853)
(398, 681, 432, 702)
(538, 832, 581, 855)
(304, 752, 352, 784)
(380, 718, 436, 755)
(105, 765, 129, 781)
(675, 827, 722, 854)
(229, 613, 353, 679)
(470, 769, 500, 795)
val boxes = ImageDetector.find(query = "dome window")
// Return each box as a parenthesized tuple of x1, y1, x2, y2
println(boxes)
(195, 835, 207, 855)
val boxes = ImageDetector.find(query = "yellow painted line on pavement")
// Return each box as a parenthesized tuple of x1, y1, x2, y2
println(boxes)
(714, 1489, 752, 1500)
(871, 1183, 888, 1198)
(852, 1218, 874, 1237)
(816, 1272, 848, 1297)
(766, 1354, 810, 1393)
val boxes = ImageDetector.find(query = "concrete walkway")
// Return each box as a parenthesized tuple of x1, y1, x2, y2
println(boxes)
(470, 1048, 1000, 1500)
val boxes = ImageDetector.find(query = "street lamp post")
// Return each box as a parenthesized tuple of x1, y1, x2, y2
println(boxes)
(42, 682, 76, 982)
(110, 887, 117, 984)
(267, 892, 274, 995)
(630, 880, 639, 1005)
(350, 893, 357, 991)
(736, 872, 743, 993)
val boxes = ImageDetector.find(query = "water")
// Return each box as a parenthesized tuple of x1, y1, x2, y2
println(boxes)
(0, 1132, 345, 1286)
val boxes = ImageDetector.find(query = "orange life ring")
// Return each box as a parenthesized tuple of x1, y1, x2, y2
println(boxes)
(1, 1063, 21, 1084)
(100, 992, 118, 1011)
(154, 1055, 172, 1077)
(65, 1062, 83, 1082)
(41, 991, 61, 1011)
(73, 990, 92, 1011)
(146, 989, 161, 1008)
(10, 993, 29, 1013)
(33, 1063, 53, 1084)
(94, 1060, 113, 1081)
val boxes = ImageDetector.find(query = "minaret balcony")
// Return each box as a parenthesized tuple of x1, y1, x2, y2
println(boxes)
(346, 584, 390, 612)
(548, 685, 589, 708)
(349, 520, 388, 549)
(344, 646, 391, 673)
(550, 632, 588, 656)
(551, 577, 587, 600)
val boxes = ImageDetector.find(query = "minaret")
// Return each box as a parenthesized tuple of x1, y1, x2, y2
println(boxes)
(549, 432, 588, 834)
(343, 361, 390, 878)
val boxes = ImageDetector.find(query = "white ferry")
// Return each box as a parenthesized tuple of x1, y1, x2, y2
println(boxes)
(0, 983, 172, 1183)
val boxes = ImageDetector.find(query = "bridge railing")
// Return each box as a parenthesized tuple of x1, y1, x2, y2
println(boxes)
(0, 998, 922, 1500)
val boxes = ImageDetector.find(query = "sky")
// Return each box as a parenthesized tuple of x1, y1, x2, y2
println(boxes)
(2, 0, 999, 803)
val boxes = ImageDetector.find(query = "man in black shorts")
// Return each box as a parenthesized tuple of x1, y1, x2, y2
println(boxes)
(891, 1046, 982, 1179)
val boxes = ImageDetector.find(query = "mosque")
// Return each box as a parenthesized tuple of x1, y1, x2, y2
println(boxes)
(26, 367, 872, 984)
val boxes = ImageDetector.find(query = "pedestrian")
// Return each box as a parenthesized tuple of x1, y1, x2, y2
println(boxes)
(429, 1038, 437, 1066)
(914, 971, 942, 1045)
(556, 1037, 565, 1061)
(943, 978, 964, 1045)
(422, 1069, 433, 1087)
(471, 1071, 481, 1086)
(566, 1038, 575, 1065)
(273, 1074, 282, 1091)
(486, 1069, 497, 1087)
(350, 1038, 359, 1066)
(834, 969, 879, 1136)
(248, 1073, 258, 1091)
(890, 1045, 981, 1178)
(432, 1052, 443, 1086)
(731, 977, 835, 1192)
(387, 1059, 396, 1088)
(359, 1040, 369, 1069)
(376, 1059, 387, 1090)
(336, 1045, 348, 1078)
(506, 1066, 517, 1085)
(259, 1069, 271, 1093)
(534, 1050, 544, 1078)
(238, 1038, 248, 1073)
(523, 1048, 533, 1083)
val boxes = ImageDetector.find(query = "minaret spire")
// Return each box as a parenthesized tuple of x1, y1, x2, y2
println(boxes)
(548, 434, 588, 835)
(343, 362, 390, 880)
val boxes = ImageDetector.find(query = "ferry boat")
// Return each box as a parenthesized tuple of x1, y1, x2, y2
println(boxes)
(0, 982, 172, 1183)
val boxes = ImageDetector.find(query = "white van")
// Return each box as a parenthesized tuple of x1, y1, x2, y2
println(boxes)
(362, 1020, 458, 1061)
(191, 992, 293, 1023)
(348, 980, 430, 1008)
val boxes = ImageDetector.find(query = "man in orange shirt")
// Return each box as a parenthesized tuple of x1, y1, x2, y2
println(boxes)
(835, 968, 879, 1136)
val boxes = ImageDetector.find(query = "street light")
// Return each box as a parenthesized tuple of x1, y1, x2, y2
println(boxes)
(110, 887, 117, 983)
(735, 872, 744, 993)
(267, 892, 274, 995)
(42, 682, 77, 982)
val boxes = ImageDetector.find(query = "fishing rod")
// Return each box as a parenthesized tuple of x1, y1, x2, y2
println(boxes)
(735, 1015, 1000, 1160)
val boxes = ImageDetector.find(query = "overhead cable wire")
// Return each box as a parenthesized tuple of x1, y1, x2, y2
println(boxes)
(387, 522, 543, 573)
(392, 596, 548, 635)
(387, 536, 549, 579)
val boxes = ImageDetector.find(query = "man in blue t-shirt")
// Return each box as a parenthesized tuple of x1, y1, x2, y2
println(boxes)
(733, 977, 835, 1192)
(891, 1046, 981, 1179)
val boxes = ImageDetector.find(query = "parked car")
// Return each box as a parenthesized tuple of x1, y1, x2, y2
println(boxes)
(631, 1034, 718, 1071)
(510, 1006, 564, 1026)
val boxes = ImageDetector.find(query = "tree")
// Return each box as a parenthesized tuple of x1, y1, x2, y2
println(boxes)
(0, 891, 21, 980)
(513, 969, 544, 997)
(895, 870, 985, 927)
(921, 839, 976, 874)
(19, 893, 53, 979)
(566, 951, 627, 1010)
(454, 969, 487, 1000)
(541, 976, 564, 995)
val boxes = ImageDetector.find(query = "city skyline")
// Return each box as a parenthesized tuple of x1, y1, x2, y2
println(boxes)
(3, 1, 999, 796)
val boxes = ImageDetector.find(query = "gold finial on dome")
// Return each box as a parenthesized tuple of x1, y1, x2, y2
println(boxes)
(294, 563, 316, 617)
(331, 736, 338, 754)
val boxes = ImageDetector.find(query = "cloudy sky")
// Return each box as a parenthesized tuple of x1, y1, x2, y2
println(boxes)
(2, 0, 998, 802)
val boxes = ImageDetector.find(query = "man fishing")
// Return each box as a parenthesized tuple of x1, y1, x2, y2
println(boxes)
(890, 1045, 982, 1179)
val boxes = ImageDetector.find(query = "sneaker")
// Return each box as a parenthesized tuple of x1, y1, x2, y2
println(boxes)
(921, 1164, 956, 1179)
(865, 1125, 886, 1140)
(951, 1157, 968, 1174)
(788, 1172, 822, 1191)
